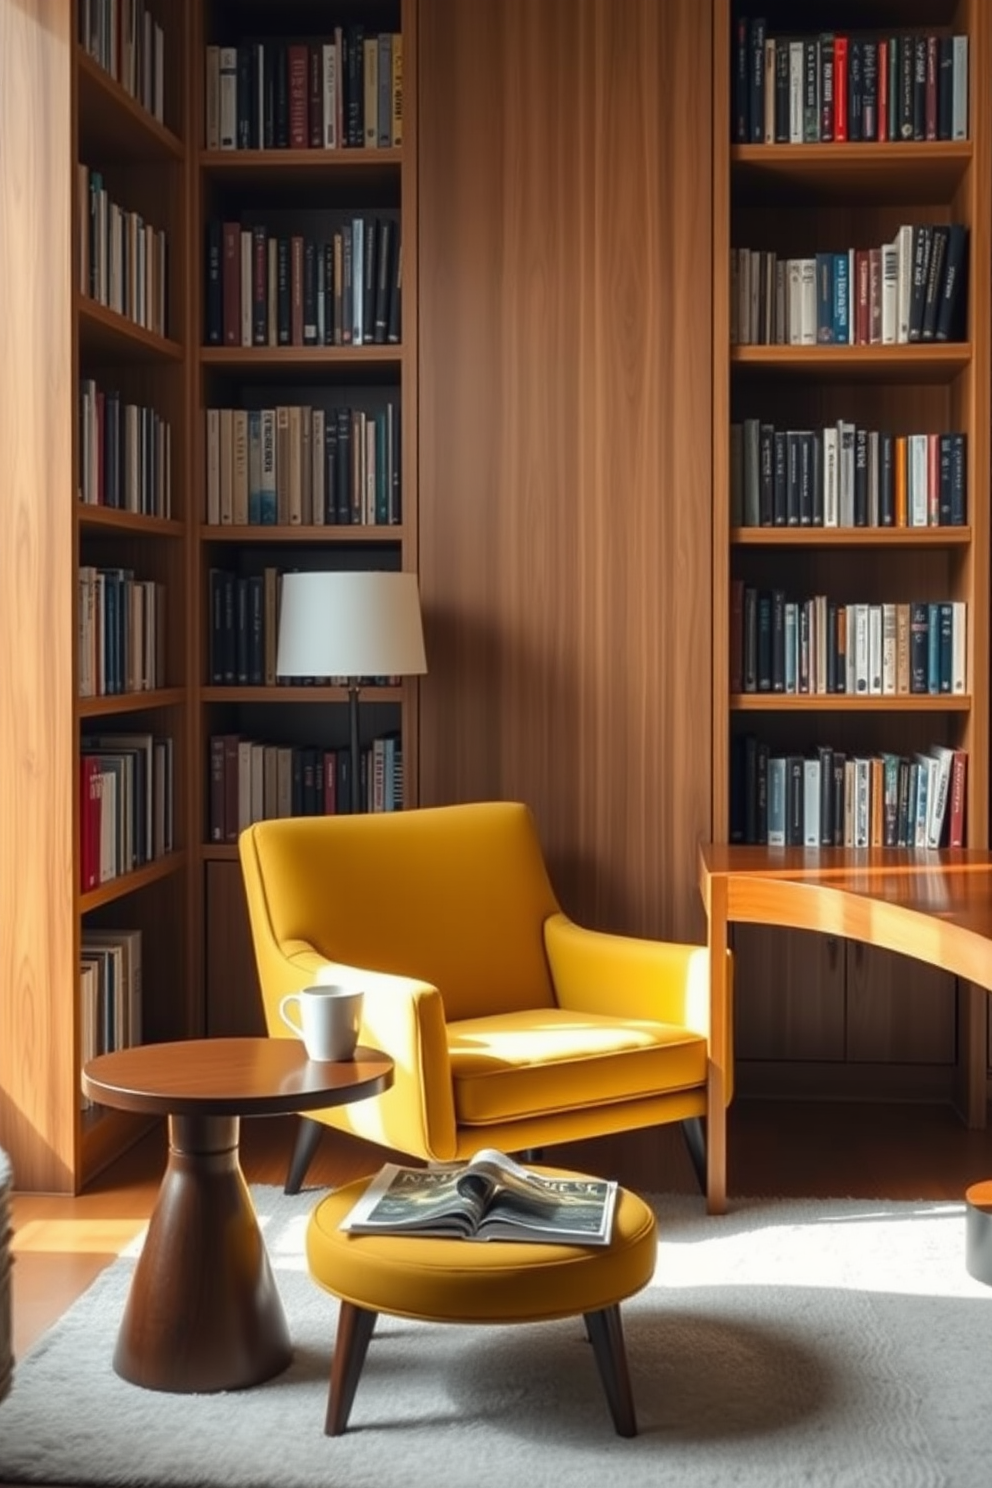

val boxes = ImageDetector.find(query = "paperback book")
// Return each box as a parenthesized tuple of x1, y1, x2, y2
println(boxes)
(340, 1148, 618, 1245)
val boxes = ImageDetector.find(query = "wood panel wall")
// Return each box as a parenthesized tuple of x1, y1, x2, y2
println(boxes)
(0, 0, 75, 1189)
(417, 0, 715, 941)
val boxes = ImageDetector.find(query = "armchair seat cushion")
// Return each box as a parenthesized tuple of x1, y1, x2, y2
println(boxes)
(447, 1009, 708, 1125)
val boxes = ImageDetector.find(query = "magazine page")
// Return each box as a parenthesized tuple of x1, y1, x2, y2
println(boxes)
(340, 1163, 487, 1237)
(479, 1172, 618, 1244)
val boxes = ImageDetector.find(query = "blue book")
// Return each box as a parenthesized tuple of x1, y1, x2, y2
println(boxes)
(247, 410, 262, 524)
(832, 252, 850, 344)
(927, 602, 941, 694)
(815, 253, 835, 342)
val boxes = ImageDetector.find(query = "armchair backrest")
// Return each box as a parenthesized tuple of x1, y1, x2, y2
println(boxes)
(240, 801, 562, 1021)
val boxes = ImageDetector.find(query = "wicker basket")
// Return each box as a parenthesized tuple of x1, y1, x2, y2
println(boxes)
(0, 1147, 11, 1403)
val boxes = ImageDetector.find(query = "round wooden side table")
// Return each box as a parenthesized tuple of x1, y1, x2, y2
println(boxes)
(82, 1038, 392, 1394)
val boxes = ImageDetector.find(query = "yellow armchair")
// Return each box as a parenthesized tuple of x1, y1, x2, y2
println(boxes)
(238, 801, 732, 1211)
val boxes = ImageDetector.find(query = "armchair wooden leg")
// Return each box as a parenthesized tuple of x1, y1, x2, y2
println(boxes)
(680, 1116, 707, 1195)
(284, 1116, 323, 1195)
(325, 1302, 378, 1436)
(584, 1305, 637, 1437)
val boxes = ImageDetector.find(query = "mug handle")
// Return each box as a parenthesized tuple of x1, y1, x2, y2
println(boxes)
(279, 992, 303, 1037)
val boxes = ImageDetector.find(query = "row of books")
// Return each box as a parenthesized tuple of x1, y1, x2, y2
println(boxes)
(79, 167, 169, 339)
(79, 735, 174, 893)
(80, 928, 144, 1108)
(205, 28, 402, 152)
(77, 567, 166, 699)
(78, 379, 172, 517)
(209, 733, 403, 840)
(205, 216, 401, 350)
(734, 22, 968, 144)
(731, 423, 966, 529)
(731, 590, 967, 698)
(79, 0, 165, 125)
(732, 225, 966, 347)
(204, 403, 400, 528)
(731, 738, 968, 852)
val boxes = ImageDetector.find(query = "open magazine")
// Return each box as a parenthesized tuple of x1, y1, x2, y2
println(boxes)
(340, 1148, 618, 1245)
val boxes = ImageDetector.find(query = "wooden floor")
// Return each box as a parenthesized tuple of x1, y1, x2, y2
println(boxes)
(10, 1097, 992, 1365)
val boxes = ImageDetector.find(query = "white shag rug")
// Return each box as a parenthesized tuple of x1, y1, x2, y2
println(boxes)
(1, 1187, 991, 1488)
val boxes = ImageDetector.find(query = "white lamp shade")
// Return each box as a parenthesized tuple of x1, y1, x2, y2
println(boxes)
(276, 570, 427, 680)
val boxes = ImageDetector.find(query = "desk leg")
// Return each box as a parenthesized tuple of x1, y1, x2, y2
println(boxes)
(113, 1114, 292, 1393)
(706, 875, 729, 1216)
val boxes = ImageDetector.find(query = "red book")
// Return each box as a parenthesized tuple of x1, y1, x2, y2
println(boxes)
(79, 756, 102, 892)
(222, 221, 240, 347)
(308, 43, 323, 148)
(948, 751, 968, 847)
(925, 36, 938, 140)
(877, 40, 888, 141)
(833, 36, 848, 142)
(287, 44, 308, 148)
(855, 249, 870, 345)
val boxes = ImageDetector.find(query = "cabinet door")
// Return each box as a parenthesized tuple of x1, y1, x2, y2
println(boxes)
(845, 943, 955, 1066)
(205, 861, 266, 1038)
(732, 924, 845, 1061)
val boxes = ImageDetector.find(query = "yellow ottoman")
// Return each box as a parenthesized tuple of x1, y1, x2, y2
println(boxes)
(306, 1170, 658, 1437)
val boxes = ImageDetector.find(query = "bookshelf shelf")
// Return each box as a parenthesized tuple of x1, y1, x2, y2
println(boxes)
(80, 851, 188, 915)
(732, 527, 972, 547)
(200, 147, 401, 193)
(715, 0, 991, 1106)
(731, 141, 971, 205)
(76, 689, 187, 720)
(76, 48, 184, 163)
(731, 344, 971, 382)
(77, 296, 183, 362)
(200, 346, 401, 372)
(731, 694, 971, 713)
(199, 523, 406, 543)
(78, 509, 185, 538)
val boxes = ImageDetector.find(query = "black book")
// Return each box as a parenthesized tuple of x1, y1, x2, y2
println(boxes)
(831, 754, 846, 846)
(786, 757, 804, 847)
(786, 431, 800, 526)
(818, 746, 834, 845)
(879, 432, 894, 526)
(273, 42, 289, 148)
(912, 35, 926, 140)
(934, 223, 967, 341)
(205, 219, 223, 344)
(757, 592, 772, 691)
(771, 590, 786, 692)
(387, 239, 402, 344)
(335, 407, 352, 524)
(825, 601, 838, 693)
(235, 577, 249, 685)
(847, 39, 863, 141)
(749, 18, 767, 144)
(909, 601, 929, 693)
(907, 224, 932, 342)
(262, 43, 275, 148)
(898, 34, 914, 139)
(324, 414, 338, 524)
(236, 44, 253, 150)
(303, 239, 318, 345)
(798, 431, 814, 525)
(345, 26, 365, 147)
(743, 734, 759, 844)
(742, 587, 758, 693)
(937, 36, 954, 141)
(811, 430, 823, 525)
(819, 33, 834, 141)
(373, 219, 394, 343)
(920, 224, 950, 341)
(733, 16, 749, 143)
(774, 37, 790, 143)
(861, 40, 878, 140)
(802, 37, 819, 142)
(276, 238, 291, 344)
(758, 423, 774, 526)
(772, 430, 787, 525)
(948, 432, 966, 525)
(853, 428, 868, 526)
(248, 575, 264, 685)
(363, 219, 377, 341)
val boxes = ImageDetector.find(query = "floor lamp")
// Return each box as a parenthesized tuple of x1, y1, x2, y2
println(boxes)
(275, 570, 427, 812)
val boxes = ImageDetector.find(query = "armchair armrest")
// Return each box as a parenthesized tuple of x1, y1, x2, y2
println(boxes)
(543, 913, 733, 1077)
(272, 946, 460, 1162)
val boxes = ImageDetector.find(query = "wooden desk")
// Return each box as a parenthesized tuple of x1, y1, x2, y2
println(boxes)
(698, 845, 992, 1216)
(82, 1038, 393, 1393)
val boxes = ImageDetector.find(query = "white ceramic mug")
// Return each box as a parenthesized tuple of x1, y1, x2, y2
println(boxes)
(279, 984, 363, 1061)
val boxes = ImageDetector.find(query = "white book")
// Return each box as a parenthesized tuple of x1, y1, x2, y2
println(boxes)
(854, 758, 871, 848)
(219, 46, 237, 150)
(881, 603, 897, 695)
(844, 759, 856, 846)
(926, 745, 954, 848)
(880, 241, 898, 344)
(854, 603, 869, 694)
(867, 430, 879, 525)
(787, 259, 803, 345)
(908, 433, 928, 526)
(952, 601, 967, 693)
(789, 41, 804, 144)
(204, 45, 220, 149)
(803, 759, 821, 847)
(868, 604, 882, 695)
(799, 258, 817, 345)
(822, 425, 839, 526)
(952, 36, 968, 140)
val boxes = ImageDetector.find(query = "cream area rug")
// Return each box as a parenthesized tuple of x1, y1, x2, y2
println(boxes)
(1, 1186, 991, 1487)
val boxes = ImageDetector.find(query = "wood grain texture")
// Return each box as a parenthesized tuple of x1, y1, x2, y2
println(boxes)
(0, 0, 75, 1191)
(417, 0, 714, 942)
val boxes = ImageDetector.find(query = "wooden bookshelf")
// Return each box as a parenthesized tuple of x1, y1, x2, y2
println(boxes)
(192, 0, 420, 1035)
(713, 1, 992, 1110)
